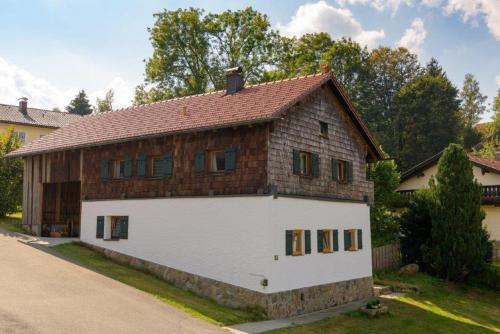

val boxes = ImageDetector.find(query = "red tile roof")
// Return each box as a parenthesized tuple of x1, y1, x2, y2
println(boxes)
(401, 151, 500, 181)
(8, 72, 382, 159)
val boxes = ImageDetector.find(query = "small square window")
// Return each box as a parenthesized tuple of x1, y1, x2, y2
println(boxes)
(114, 160, 125, 179)
(151, 157, 163, 177)
(210, 150, 226, 172)
(300, 152, 312, 176)
(320, 121, 329, 137)
(292, 230, 303, 256)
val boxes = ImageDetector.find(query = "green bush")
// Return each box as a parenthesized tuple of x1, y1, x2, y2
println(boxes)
(400, 188, 435, 268)
(0, 128, 22, 218)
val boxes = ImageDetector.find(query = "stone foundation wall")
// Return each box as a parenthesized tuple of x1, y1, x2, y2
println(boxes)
(82, 242, 372, 319)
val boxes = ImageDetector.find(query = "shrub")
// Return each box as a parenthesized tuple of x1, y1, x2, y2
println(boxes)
(0, 128, 23, 217)
(400, 188, 435, 267)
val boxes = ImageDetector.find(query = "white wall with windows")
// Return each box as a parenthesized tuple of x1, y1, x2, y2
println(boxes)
(80, 196, 372, 293)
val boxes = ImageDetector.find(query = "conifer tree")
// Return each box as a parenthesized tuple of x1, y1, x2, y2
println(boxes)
(423, 144, 491, 281)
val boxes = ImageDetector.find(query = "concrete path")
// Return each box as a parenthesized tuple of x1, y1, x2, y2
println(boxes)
(0, 228, 227, 334)
(224, 299, 368, 334)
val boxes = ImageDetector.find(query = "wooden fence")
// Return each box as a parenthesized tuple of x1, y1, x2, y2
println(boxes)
(372, 242, 401, 271)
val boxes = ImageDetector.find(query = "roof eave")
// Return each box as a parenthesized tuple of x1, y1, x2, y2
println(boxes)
(6, 117, 278, 158)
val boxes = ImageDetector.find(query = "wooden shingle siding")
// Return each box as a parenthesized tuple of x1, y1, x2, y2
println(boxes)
(267, 86, 374, 203)
(81, 125, 269, 199)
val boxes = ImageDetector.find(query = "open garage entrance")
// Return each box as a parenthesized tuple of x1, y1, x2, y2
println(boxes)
(42, 182, 81, 237)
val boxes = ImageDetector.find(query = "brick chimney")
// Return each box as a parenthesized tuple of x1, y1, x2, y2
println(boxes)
(225, 67, 244, 95)
(18, 97, 28, 114)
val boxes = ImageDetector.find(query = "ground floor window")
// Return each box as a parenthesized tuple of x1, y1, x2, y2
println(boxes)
(96, 216, 128, 240)
(344, 229, 363, 251)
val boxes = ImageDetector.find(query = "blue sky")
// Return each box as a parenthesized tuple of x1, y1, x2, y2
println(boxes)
(0, 0, 498, 120)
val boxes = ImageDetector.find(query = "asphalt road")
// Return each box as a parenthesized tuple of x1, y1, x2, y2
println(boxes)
(0, 228, 227, 334)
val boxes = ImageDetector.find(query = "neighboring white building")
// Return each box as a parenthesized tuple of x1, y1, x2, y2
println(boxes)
(9, 69, 384, 318)
(398, 152, 500, 258)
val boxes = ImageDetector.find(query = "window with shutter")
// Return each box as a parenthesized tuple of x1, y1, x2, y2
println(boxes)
(344, 230, 351, 251)
(311, 153, 319, 177)
(332, 159, 338, 181)
(164, 153, 173, 177)
(317, 230, 324, 252)
(137, 155, 146, 177)
(151, 156, 164, 177)
(124, 158, 132, 178)
(285, 230, 293, 256)
(305, 230, 311, 254)
(332, 229, 339, 252)
(292, 150, 300, 175)
(119, 216, 129, 239)
(96, 216, 104, 238)
(333, 159, 349, 183)
(194, 149, 205, 175)
(357, 229, 363, 250)
(224, 147, 236, 172)
(347, 161, 354, 183)
(100, 160, 108, 180)
(292, 230, 303, 256)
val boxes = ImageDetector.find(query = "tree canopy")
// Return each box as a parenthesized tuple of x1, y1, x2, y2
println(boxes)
(66, 90, 93, 116)
(0, 128, 23, 217)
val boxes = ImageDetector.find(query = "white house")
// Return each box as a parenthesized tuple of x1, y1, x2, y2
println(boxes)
(9, 68, 384, 318)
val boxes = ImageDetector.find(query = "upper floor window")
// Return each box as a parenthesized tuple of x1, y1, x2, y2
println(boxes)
(151, 156, 164, 177)
(210, 150, 226, 172)
(320, 121, 329, 137)
(13, 131, 26, 143)
(114, 160, 126, 179)
(293, 150, 319, 177)
(332, 159, 353, 183)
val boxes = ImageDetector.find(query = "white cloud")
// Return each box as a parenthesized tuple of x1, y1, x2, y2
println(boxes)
(336, 0, 414, 12)
(398, 18, 427, 55)
(423, 0, 500, 40)
(496, 75, 500, 86)
(0, 56, 134, 112)
(277, 1, 385, 48)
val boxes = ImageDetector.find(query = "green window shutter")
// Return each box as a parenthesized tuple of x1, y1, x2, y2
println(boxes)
(344, 230, 351, 251)
(164, 153, 173, 176)
(317, 230, 324, 253)
(285, 230, 293, 256)
(137, 155, 146, 177)
(292, 150, 300, 175)
(119, 216, 129, 239)
(100, 160, 108, 180)
(332, 159, 338, 181)
(124, 158, 132, 178)
(311, 153, 319, 177)
(357, 229, 363, 250)
(332, 230, 339, 252)
(224, 147, 236, 172)
(194, 149, 205, 175)
(96, 216, 104, 238)
(347, 161, 354, 183)
(305, 230, 311, 254)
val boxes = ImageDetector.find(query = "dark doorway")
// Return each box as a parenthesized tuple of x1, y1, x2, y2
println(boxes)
(42, 182, 81, 237)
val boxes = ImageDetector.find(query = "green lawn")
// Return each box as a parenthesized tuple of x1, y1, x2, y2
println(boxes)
(0, 212, 24, 233)
(265, 272, 500, 334)
(52, 242, 265, 326)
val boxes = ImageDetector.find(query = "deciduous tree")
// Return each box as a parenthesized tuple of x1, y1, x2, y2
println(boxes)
(0, 128, 23, 217)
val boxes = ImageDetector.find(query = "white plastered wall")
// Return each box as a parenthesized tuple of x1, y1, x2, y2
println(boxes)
(81, 196, 372, 293)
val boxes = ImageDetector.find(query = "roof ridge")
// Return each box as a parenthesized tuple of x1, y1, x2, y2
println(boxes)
(111, 72, 331, 113)
(0, 103, 82, 116)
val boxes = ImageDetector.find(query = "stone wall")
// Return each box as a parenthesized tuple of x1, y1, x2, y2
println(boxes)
(268, 86, 374, 203)
(82, 242, 372, 319)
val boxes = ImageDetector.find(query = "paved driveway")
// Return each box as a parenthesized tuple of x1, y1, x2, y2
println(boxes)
(0, 228, 227, 334)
